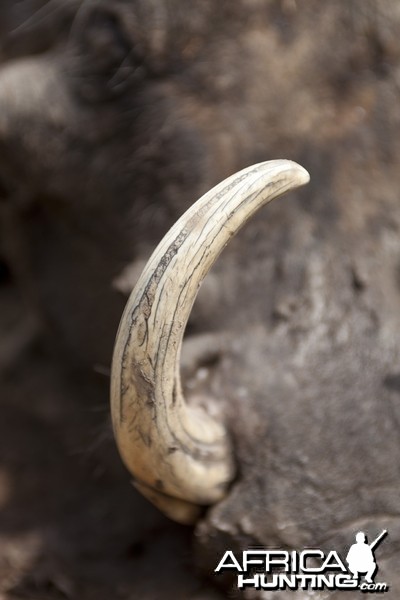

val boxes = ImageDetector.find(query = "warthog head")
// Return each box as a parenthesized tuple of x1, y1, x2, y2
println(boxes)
(108, 156, 400, 597)
(0, 1, 399, 597)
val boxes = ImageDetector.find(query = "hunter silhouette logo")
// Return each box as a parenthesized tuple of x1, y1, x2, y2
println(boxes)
(346, 529, 387, 585)
(215, 529, 389, 593)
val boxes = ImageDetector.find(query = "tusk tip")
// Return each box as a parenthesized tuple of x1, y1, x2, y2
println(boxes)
(292, 162, 310, 186)
(275, 159, 310, 187)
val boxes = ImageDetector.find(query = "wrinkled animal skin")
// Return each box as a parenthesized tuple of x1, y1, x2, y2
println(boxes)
(1, 1, 400, 598)
(0, 1, 81, 61)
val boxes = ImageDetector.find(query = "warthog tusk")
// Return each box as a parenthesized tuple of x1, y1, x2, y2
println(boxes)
(111, 160, 310, 523)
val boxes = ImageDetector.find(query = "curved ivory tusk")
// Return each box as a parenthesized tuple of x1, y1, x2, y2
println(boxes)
(110, 160, 310, 521)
